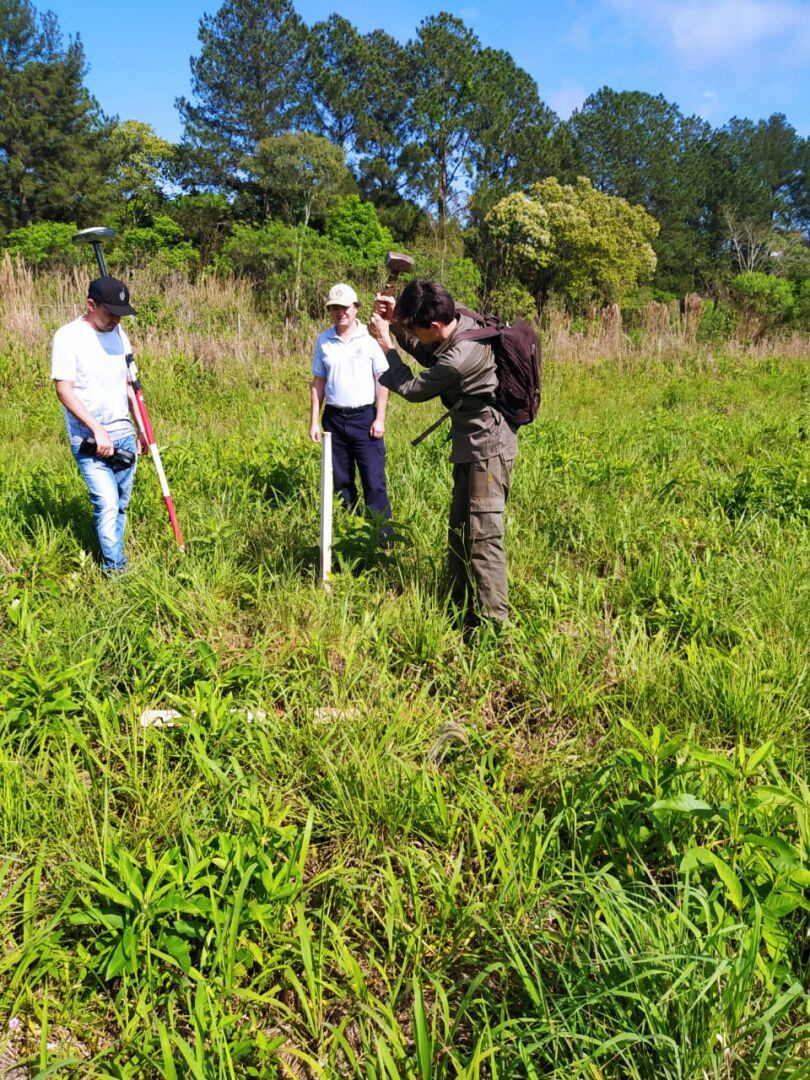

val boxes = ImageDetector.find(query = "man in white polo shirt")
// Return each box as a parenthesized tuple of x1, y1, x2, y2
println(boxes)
(51, 276, 146, 573)
(310, 283, 392, 539)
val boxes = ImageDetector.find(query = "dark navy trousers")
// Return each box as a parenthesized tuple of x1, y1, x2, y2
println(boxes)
(322, 404, 392, 527)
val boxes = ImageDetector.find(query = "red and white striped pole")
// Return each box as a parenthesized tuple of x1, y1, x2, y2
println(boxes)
(126, 354, 185, 552)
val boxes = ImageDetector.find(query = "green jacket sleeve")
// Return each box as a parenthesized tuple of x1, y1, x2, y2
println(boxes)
(378, 346, 460, 402)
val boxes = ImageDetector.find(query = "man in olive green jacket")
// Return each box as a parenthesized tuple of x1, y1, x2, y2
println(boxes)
(370, 280, 517, 625)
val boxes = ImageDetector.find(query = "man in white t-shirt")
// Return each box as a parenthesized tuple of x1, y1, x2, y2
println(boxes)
(51, 276, 146, 572)
(310, 283, 392, 541)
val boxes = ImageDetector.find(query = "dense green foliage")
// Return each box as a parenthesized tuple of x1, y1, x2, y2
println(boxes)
(731, 271, 796, 338)
(326, 195, 393, 273)
(484, 177, 659, 308)
(6, 219, 80, 266)
(0, 272, 808, 1073)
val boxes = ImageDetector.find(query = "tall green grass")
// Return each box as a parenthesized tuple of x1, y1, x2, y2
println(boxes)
(0, 303, 808, 1075)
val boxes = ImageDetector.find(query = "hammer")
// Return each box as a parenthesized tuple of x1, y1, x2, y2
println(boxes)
(383, 250, 414, 295)
(370, 250, 414, 335)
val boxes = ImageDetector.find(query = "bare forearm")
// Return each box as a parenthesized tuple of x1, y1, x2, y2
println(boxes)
(375, 382, 388, 422)
(127, 385, 147, 439)
(310, 380, 325, 425)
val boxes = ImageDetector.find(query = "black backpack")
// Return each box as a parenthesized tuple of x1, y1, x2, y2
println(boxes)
(455, 306, 541, 426)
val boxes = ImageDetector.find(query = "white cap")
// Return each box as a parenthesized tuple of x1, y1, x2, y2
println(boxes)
(326, 283, 358, 308)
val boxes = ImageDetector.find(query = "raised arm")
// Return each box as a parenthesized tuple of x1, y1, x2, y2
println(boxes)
(369, 312, 459, 403)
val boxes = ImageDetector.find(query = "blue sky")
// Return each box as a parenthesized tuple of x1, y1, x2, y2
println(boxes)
(50, 0, 810, 141)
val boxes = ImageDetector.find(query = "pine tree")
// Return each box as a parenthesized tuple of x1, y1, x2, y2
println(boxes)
(566, 89, 715, 292)
(0, 0, 114, 233)
(176, 0, 311, 189)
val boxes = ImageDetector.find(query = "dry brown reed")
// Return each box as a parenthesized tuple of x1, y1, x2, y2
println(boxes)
(599, 303, 623, 346)
(2, 260, 807, 375)
(684, 293, 703, 341)
(667, 299, 682, 334)
(0, 261, 322, 386)
(0, 253, 45, 352)
(641, 301, 671, 337)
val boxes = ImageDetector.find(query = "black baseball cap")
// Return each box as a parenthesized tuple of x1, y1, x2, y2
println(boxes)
(88, 277, 136, 316)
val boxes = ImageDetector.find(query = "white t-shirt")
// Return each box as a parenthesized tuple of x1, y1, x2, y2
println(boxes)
(51, 318, 135, 440)
(312, 324, 388, 408)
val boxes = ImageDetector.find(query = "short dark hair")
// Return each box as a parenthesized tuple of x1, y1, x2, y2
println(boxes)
(395, 280, 455, 328)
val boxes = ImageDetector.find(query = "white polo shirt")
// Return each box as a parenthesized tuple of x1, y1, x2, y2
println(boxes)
(312, 323, 389, 408)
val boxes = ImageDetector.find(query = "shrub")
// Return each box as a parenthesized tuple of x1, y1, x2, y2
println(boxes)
(219, 220, 347, 316)
(117, 214, 199, 273)
(697, 298, 737, 342)
(731, 271, 795, 338)
(409, 253, 482, 308)
(5, 221, 81, 268)
(165, 194, 233, 263)
(793, 278, 810, 330)
(129, 293, 177, 332)
(326, 195, 393, 273)
(487, 280, 538, 322)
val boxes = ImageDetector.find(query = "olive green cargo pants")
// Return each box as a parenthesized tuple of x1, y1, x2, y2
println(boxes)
(448, 454, 515, 623)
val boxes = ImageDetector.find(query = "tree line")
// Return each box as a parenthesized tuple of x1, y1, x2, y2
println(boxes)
(1, 0, 808, 322)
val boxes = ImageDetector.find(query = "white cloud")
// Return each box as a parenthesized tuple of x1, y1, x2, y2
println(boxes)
(547, 81, 588, 117)
(608, 0, 810, 67)
(696, 88, 721, 120)
(562, 13, 598, 50)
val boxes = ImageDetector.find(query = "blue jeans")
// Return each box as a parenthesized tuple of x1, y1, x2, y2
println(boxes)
(72, 434, 137, 571)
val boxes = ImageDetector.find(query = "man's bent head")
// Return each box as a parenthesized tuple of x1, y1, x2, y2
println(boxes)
(395, 280, 456, 344)
(396, 280, 455, 328)
(85, 277, 136, 332)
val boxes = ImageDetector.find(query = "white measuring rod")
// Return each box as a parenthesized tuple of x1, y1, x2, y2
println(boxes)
(319, 432, 332, 588)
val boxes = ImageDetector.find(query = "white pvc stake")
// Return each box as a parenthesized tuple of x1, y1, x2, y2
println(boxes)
(320, 432, 332, 589)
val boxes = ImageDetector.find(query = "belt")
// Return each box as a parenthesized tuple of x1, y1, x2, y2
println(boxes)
(326, 403, 373, 414)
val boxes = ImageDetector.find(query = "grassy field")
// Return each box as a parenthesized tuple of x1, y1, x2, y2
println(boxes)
(0, 269, 809, 1077)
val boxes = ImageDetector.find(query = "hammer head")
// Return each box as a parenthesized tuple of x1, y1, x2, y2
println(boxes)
(383, 250, 414, 295)
(385, 251, 414, 277)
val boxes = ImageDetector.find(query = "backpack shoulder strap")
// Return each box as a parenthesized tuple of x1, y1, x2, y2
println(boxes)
(454, 326, 501, 344)
(454, 305, 501, 344)
(455, 304, 487, 323)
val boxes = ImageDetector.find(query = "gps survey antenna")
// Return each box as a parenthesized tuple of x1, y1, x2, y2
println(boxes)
(72, 225, 185, 552)
(72, 226, 116, 276)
